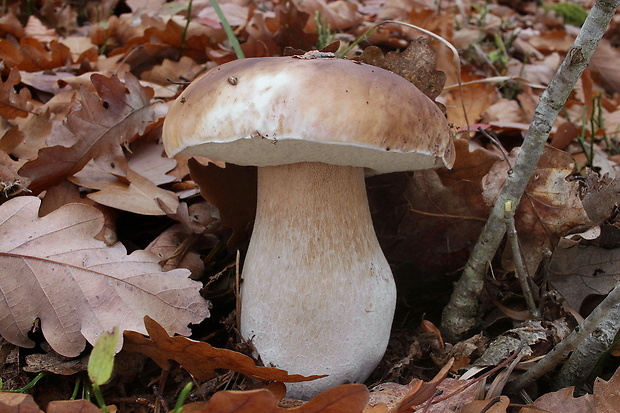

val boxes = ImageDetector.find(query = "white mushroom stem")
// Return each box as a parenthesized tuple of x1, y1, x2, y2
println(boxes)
(240, 161, 396, 399)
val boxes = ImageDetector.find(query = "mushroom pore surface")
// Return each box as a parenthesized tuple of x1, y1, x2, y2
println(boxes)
(241, 162, 396, 399)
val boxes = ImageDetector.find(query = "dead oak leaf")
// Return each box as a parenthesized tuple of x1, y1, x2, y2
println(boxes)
(0, 68, 33, 119)
(361, 38, 446, 101)
(85, 168, 180, 215)
(124, 316, 324, 383)
(70, 142, 179, 216)
(483, 145, 591, 273)
(19, 72, 157, 194)
(0, 196, 210, 357)
(198, 384, 369, 412)
(0, 38, 73, 73)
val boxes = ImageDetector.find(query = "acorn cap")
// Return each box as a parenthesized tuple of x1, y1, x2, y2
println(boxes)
(163, 55, 455, 174)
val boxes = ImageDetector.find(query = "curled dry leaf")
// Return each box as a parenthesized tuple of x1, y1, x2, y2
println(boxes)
(0, 196, 209, 357)
(123, 316, 323, 383)
(200, 384, 369, 412)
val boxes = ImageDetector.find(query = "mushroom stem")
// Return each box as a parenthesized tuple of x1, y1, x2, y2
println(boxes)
(240, 161, 396, 399)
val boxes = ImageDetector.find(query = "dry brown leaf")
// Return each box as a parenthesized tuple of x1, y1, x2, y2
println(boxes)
(444, 70, 500, 129)
(527, 29, 574, 53)
(0, 68, 33, 119)
(519, 387, 593, 412)
(188, 158, 257, 245)
(592, 367, 620, 412)
(371, 139, 497, 281)
(46, 400, 102, 413)
(0, 12, 25, 39)
(361, 38, 446, 101)
(588, 39, 620, 94)
(0, 393, 42, 413)
(483, 145, 591, 274)
(0, 196, 209, 357)
(395, 359, 453, 410)
(123, 316, 323, 383)
(24, 15, 58, 42)
(199, 384, 369, 412)
(366, 377, 479, 413)
(19, 72, 157, 194)
(549, 244, 620, 311)
(462, 396, 510, 413)
(68, 142, 179, 215)
(293, 0, 363, 32)
(88, 169, 179, 215)
(0, 38, 73, 73)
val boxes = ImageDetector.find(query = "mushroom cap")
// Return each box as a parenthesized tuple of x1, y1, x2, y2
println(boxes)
(163, 55, 455, 174)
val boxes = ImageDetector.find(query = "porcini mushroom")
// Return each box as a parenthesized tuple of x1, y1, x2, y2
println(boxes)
(162, 54, 455, 399)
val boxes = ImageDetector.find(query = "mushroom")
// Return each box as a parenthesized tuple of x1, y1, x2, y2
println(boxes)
(162, 54, 455, 399)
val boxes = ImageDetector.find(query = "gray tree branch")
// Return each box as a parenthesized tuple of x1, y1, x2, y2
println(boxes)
(507, 280, 620, 392)
(440, 0, 620, 342)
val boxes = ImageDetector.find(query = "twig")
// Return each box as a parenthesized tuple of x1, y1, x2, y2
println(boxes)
(440, 0, 620, 342)
(552, 289, 620, 389)
(504, 201, 540, 318)
(507, 281, 620, 392)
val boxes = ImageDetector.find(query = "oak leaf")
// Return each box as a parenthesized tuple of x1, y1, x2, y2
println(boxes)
(0, 196, 210, 357)
(0, 68, 33, 119)
(124, 316, 323, 383)
(483, 145, 591, 274)
(199, 384, 369, 412)
(19, 72, 157, 194)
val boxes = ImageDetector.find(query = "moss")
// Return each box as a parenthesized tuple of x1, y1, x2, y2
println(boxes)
(544, 2, 588, 27)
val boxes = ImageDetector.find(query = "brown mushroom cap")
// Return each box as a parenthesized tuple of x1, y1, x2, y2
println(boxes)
(163, 56, 455, 175)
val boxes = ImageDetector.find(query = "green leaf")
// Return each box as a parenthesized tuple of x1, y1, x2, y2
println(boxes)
(88, 326, 119, 386)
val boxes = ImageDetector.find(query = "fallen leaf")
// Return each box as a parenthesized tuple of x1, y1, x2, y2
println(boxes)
(549, 243, 620, 311)
(361, 38, 446, 101)
(188, 158, 257, 245)
(123, 316, 323, 383)
(199, 384, 369, 412)
(368, 139, 498, 295)
(483, 145, 591, 274)
(444, 70, 500, 129)
(519, 386, 593, 412)
(46, 400, 102, 413)
(0, 393, 42, 413)
(0, 68, 33, 119)
(19, 72, 157, 194)
(592, 367, 620, 412)
(82, 167, 180, 216)
(24, 15, 58, 42)
(589, 39, 620, 94)
(462, 396, 510, 413)
(0, 38, 73, 72)
(0, 196, 209, 357)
